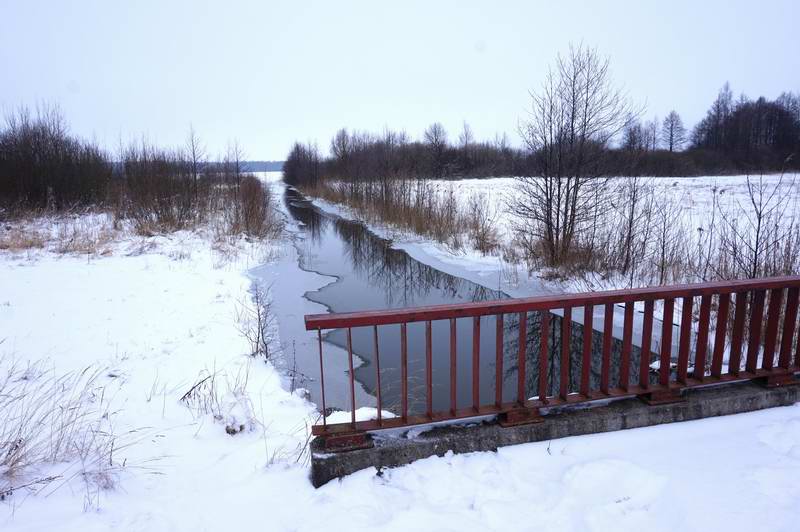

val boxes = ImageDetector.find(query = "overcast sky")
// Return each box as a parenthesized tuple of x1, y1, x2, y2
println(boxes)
(1, 0, 798, 160)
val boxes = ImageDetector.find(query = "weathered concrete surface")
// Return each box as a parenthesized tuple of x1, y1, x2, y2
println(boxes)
(310, 378, 800, 487)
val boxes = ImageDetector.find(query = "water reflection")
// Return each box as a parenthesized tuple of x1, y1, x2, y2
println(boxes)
(284, 188, 659, 415)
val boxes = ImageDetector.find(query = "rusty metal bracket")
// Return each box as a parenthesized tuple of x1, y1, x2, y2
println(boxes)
(498, 407, 544, 427)
(638, 388, 685, 405)
(321, 431, 374, 453)
(757, 373, 800, 388)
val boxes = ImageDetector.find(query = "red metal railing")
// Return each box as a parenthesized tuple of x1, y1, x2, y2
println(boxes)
(305, 276, 800, 439)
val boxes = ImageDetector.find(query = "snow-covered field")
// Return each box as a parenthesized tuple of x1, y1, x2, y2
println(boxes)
(3, 174, 800, 531)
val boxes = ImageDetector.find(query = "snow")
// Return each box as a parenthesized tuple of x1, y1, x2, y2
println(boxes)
(3, 172, 800, 531)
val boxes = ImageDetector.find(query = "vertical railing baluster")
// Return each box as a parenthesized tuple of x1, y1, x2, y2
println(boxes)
(560, 307, 571, 400)
(601, 303, 613, 394)
(779, 287, 799, 369)
(346, 327, 356, 429)
(711, 294, 730, 377)
(400, 323, 408, 421)
(659, 298, 674, 386)
(318, 329, 327, 428)
(472, 316, 481, 412)
(539, 310, 550, 404)
(450, 318, 457, 415)
(517, 311, 527, 406)
(746, 290, 766, 374)
(425, 320, 432, 419)
(693, 295, 712, 380)
(677, 296, 694, 384)
(495, 314, 504, 408)
(729, 291, 748, 376)
(373, 325, 382, 426)
(581, 304, 593, 397)
(640, 300, 654, 389)
(762, 288, 784, 371)
(558, 307, 572, 401)
(620, 302, 633, 391)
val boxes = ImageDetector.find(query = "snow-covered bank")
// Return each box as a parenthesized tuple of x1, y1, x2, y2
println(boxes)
(0, 203, 318, 527)
(3, 174, 800, 531)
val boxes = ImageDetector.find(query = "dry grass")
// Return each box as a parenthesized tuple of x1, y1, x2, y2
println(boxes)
(0, 357, 139, 506)
(303, 179, 499, 253)
(236, 283, 278, 363)
(0, 215, 118, 256)
(53, 218, 116, 255)
(0, 225, 46, 252)
(180, 363, 256, 436)
(1, 178, 285, 262)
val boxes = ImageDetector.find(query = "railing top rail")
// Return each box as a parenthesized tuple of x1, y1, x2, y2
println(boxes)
(305, 276, 800, 330)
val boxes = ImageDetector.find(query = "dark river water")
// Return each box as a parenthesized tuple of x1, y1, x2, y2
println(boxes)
(283, 187, 671, 416)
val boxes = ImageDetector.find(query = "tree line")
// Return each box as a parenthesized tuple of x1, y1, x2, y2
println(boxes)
(283, 126, 530, 188)
(0, 106, 281, 237)
(285, 86, 799, 188)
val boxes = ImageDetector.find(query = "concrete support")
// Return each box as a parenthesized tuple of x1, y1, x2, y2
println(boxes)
(310, 378, 800, 487)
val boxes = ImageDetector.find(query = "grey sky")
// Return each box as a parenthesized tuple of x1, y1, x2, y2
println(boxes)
(2, 0, 798, 160)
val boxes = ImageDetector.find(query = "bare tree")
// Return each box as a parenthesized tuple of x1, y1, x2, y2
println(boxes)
(186, 125, 206, 201)
(330, 128, 351, 161)
(661, 111, 687, 152)
(651, 189, 687, 284)
(715, 173, 797, 279)
(622, 118, 646, 151)
(511, 44, 640, 266)
(644, 117, 659, 151)
(226, 139, 246, 192)
(616, 175, 652, 277)
(458, 121, 475, 171)
(458, 121, 474, 149)
(423, 122, 448, 177)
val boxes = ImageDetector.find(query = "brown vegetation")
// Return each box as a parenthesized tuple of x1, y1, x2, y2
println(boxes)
(0, 106, 283, 248)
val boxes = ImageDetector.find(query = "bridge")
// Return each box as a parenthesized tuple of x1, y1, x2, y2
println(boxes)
(305, 276, 800, 484)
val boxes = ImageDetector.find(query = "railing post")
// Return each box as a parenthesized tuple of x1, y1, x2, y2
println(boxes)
(639, 299, 654, 389)
(560, 307, 571, 400)
(401, 323, 408, 421)
(450, 318, 457, 415)
(600, 303, 613, 394)
(495, 314, 504, 408)
(373, 325, 382, 426)
(472, 316, 481, 412)
(426, 320, 433, 419)
(580, 304, 593, 397)
(640, 298, 683, 405)
(499, 311, 542, 427)
(620, 302, 633, 391)
(693, 295, 712, 380)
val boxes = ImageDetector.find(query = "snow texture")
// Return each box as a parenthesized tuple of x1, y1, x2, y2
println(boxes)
(2, 173, 800, 531)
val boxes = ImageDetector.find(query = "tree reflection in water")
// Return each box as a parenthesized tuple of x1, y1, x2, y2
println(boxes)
(285, 188, 658, 415)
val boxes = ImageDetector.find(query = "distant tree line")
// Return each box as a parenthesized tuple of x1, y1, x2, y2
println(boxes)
(284, 126, 531, 188)
(0, 106, 111, 209)
(285, 84, 800, 187)
(617, 84, 800, 175)
(0, 106, 281, 238)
